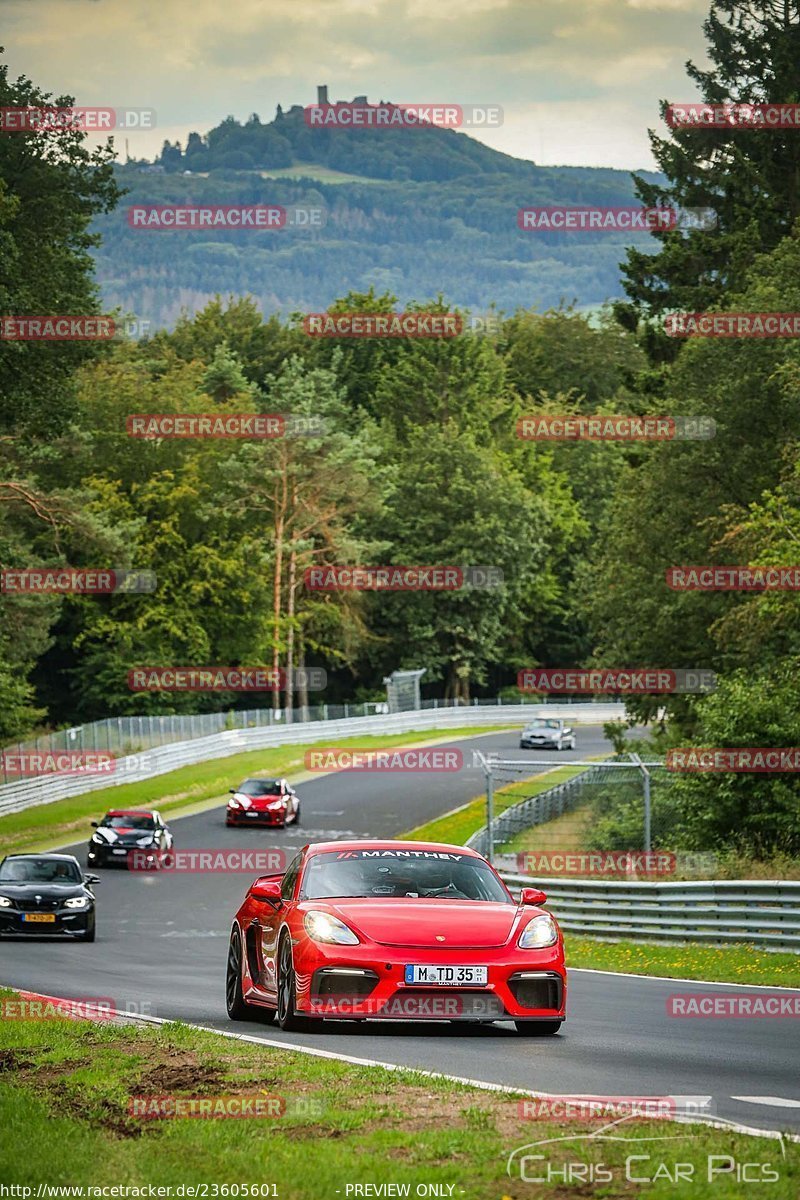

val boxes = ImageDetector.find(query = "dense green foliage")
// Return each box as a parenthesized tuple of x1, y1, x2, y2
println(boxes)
(4, 2, 800, 858)
(95, 141, 664, 323)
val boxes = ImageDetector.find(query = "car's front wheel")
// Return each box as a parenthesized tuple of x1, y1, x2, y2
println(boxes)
(79, 917, 96, 943)
(515, 1020, 562, 1036)
(276, 935, 312, 1032)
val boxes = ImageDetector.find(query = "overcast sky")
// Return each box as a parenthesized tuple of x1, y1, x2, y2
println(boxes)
(2, 0, 710, 169)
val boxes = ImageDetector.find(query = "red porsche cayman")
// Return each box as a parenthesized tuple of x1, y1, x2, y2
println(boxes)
(225, 839, 566, 1035)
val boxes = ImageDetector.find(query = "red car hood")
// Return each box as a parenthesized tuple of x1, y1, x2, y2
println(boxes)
(233, 793, 282, 810)
(322, 899, 522, 948)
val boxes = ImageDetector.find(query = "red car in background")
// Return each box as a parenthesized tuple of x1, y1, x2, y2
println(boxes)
(226, 778, 300, 828)
(225, 839, 566, 1035)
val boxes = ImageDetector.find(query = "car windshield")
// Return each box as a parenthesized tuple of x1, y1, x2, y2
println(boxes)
(300, 850, 513, 903)
(101, 814, 155, 830)
(0, 858, 82, 883)
(239, 779, 282, 796)
(529, 720, 560, 729)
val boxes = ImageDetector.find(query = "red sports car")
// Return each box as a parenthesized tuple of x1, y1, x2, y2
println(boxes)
(226, 777, 300, 828)
(225, 839, 566, 1035)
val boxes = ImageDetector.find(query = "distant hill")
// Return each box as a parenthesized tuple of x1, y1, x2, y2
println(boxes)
(93, 92, 662, 328)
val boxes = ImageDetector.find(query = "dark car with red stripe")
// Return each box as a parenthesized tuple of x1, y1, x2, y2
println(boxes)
(87, 809, 174, 869)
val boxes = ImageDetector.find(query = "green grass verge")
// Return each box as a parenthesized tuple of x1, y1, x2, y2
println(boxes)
(565, 935, 800, 988)
(401, 762, 587, 845)
(0, 726, 512, 858)
(0, 991, 796, 1196)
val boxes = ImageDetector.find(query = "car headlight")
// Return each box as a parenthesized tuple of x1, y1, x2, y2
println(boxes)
(136, 836, 155, 847)
(0, 896, 12, 908)
(228, 798, 241, 808)
(518, 914, 558, 949)
(304, 911, 359, 945)
(65, 896, 90, 909)
(267, 800, 286, 810)
(91, 833, 106, 844)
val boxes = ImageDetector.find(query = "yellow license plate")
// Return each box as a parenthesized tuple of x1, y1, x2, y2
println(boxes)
(23, 913, 56, 923)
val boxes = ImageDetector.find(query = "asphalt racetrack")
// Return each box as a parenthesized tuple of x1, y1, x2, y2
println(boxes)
(2, 725, 799, 1135)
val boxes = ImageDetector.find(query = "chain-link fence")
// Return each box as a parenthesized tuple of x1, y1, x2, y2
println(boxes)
(468, 754, 704, 879)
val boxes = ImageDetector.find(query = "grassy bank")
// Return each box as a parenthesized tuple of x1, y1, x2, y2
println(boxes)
(0, 726, 511, 857)
(0, 991, 796, 1197)
(565, 936, 800, 988)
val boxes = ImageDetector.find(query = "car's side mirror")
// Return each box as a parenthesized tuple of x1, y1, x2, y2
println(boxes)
(250, 879, 283, 906)
(85, 874, 100, 884)
(91, 820, 99, 828)
(520, 887, 547, 906)
(229, 788, 236, 794)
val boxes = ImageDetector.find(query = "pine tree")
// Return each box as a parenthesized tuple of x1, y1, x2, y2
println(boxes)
(617, 1, 800, 359)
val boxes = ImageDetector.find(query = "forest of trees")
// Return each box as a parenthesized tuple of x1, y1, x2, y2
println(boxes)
(93, 125, 663, 324)
(3, 0, 800, 857)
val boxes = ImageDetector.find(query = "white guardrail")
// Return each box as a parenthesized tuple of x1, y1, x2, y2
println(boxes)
(499, 874, 800, 953)
(0, 703, 624, 818)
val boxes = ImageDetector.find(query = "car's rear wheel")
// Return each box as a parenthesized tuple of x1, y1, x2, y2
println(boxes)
(226, 929, 255, 1020)
(276, 935, 312, 1032)
(515, 1020, 562, 1036)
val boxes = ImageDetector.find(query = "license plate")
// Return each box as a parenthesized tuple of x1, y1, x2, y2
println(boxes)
(404, 964, 488, 986)
(23, 913, 56, 923)
(112, 848, 127, 855)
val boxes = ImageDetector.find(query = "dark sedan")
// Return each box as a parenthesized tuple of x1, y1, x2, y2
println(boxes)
(0, 853, 97, 941)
